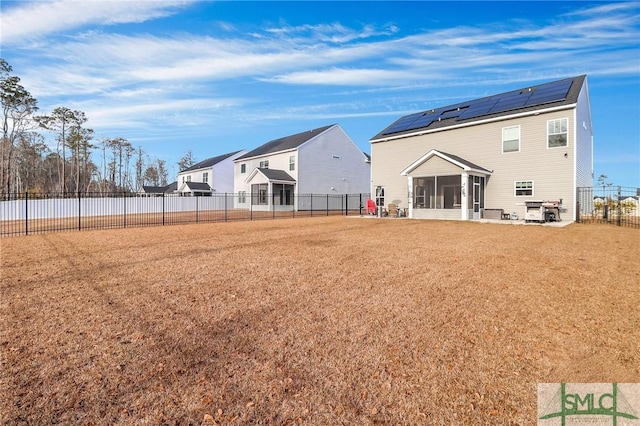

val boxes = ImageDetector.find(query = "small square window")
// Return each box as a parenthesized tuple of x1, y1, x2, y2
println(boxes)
(515, 181, 533, 196)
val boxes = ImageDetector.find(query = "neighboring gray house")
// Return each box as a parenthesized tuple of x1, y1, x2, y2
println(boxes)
(369, 75, 593, 221)
(234, 124, 371, 210)
(177, 150, 246, 196)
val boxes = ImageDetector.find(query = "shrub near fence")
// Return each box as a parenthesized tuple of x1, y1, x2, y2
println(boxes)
(0, 192, 371, 237)
(576, 186, 640, 228)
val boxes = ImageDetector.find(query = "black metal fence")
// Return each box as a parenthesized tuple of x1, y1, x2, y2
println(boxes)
(0, 192, 371, 237)
(576, 186, 640, 229)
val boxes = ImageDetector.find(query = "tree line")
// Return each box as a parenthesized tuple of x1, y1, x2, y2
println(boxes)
(0, 58, 188, 197)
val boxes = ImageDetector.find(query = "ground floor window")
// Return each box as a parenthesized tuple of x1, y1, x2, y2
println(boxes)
(238, 191, 246, 203)
(251, 183, 268, 205)
(375, 186, 385, 207)
(515, 180, 533, 196)
(272, 183, 294, 205)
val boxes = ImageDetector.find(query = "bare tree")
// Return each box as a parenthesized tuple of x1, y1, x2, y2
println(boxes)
(0, 58, 39, 195)
(177, 150, 197, 172)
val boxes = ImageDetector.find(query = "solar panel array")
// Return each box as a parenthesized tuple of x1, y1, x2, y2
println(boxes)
(381, 78, 574, 136)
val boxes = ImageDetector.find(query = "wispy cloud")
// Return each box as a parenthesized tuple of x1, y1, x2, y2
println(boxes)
(3, 1, 639, 167)
(1, 0, 195, 45)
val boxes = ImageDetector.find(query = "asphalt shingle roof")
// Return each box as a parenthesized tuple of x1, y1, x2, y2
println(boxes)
(371, 75, 586, 141)
(185, 182, 212, 191)
(257, 168, 296, 182)
(181, 151, 242, 173)
(236, 125, 335, 160)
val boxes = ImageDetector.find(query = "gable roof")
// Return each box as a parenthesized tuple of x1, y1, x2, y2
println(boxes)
(184, 182, 212, 191)
(236, 124, 335, 160)
(401, 149, 492, 176)
(165, 181, 177, 193)
(180, 150, 243, 173)
(141, 185, 166, 194)
(372, 75, 586, 142)
(246, 168, 296, 183)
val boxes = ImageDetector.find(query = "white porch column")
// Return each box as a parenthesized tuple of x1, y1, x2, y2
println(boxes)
(407, 175, 413, 218)
(461, 172, 469, 220)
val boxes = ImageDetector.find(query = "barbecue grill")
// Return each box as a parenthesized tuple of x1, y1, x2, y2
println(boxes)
(524, 200, 561, 223)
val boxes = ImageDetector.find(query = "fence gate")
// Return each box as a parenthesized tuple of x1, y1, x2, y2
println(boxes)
(576, 186, 640, 229)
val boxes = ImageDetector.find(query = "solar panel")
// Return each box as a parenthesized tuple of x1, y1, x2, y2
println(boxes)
(381, 112, 423, 135)
(380, 77, 575, 136)
(458, 98, 499, 120)
(440, 107, 465, 120)
(525, 79, 572, 106)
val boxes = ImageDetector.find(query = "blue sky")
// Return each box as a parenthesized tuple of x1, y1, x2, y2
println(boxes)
(2, 1, 639, 187)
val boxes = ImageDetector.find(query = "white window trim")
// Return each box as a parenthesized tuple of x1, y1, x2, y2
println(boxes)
(502, 125, 520, 153)
(514, 180, 534, 197)
(547, 117, 568, 149)
(289, 155, 295, 171)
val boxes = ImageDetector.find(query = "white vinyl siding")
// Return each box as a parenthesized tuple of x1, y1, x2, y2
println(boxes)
(502, 125, 520, 153)
(548, 118, 568, 148)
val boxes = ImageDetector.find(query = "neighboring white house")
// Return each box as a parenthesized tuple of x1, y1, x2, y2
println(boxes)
(177, 150, 246, 196)
(233, 124, 371, 210)
(369, 75, 593, 222)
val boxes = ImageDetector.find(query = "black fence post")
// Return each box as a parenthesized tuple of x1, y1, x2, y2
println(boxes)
(196, 195, 199, 223)
(123, 192, 127, 228)
(360, 193, 363, 216)
(326, 194, 329, 216)
(617, 186, 622, 227)
(310, 194, 313, 217)
(162, 193, 165, 226)
(78, 192, 81, 231)
(25, 191, 28, 236)
(344, 194, 347, 216)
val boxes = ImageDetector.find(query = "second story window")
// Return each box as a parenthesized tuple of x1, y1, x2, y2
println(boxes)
(202, 172, 208, 184)
(548, 118, 568, 148)
(289, 155, 295, 171)
(502, 125, 520, 153)
(259, 160, 269, 169)
(186, 175, 191, 182)
(240, 164, 246, 173)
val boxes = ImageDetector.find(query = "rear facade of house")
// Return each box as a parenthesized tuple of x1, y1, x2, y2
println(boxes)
(234, 124, 371, 211)
(370, 75, 593, 222)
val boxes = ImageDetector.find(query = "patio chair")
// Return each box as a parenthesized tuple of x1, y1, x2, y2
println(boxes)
(387, 203, 399, 217)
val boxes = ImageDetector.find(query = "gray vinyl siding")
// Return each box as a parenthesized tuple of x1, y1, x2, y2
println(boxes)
(371, 108, 578, 220)
(211, 152, 246, 193)
(297, 125, 370, 194)
(575, 82, 594, 190)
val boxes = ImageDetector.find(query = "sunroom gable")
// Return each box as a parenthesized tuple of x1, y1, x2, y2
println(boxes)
(400, 149, 492, 176)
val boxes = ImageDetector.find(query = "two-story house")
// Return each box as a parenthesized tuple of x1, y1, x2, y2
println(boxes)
(177, 150, 247, 196)
(234, 124, 371, 210)
(369, 75, 593, 221)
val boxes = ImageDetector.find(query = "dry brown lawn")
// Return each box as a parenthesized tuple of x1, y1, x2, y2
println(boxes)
(1, 217, 638, 425)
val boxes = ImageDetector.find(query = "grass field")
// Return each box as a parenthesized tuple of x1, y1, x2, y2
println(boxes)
(1, 216, 638, 425)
